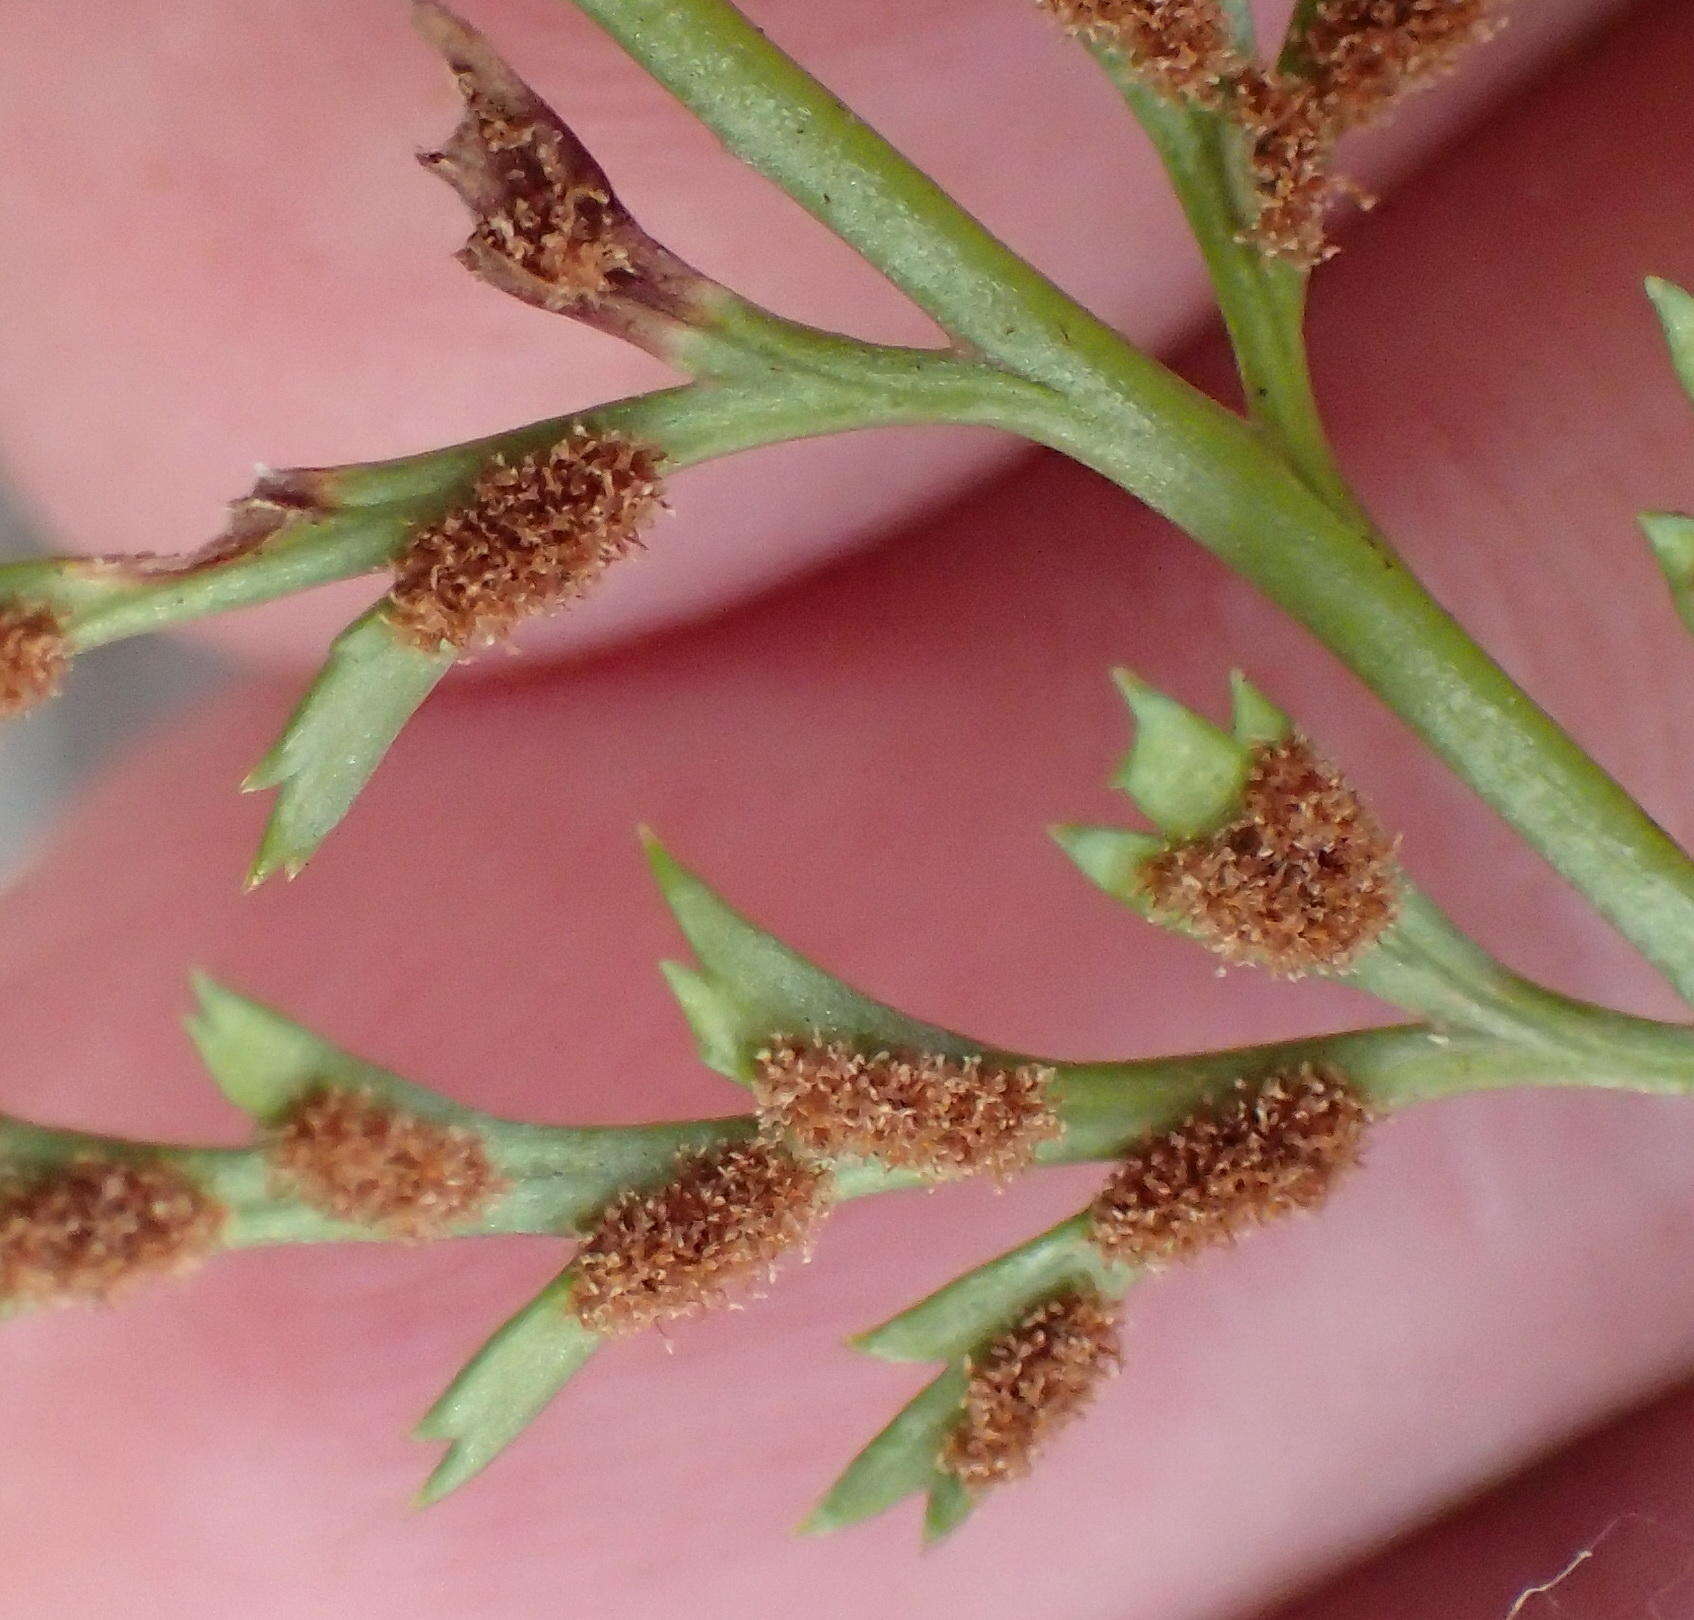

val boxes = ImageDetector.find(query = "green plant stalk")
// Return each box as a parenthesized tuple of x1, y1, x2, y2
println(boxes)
(1091, 55, 1365, 523)
(550, 0, 1694, 1001)
(5, 1018, 1685, 1275)
(1028, 391, 1694, 1005)
(0, 349, 1044, 653)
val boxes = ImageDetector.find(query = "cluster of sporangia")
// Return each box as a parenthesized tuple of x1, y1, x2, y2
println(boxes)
(0, 0, 1446, 1514)
(1, 1052, 1372, 1495)
(1048, 0, 1505, 263)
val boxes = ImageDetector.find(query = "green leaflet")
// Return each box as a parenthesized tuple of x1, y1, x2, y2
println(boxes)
(1111, 668, 1251, 838)
(415, 1271, 602, 1505)
(243, 606, 457, 887)
(1648, 278, 1694, 409)
(852, 1217, 1125, 1365)
(644, 831, 990, 1086)
(922, 1470, 976, 1546)
(823, 1221, 1132, 1543)
(243, 609, 456, 886)
(187, 976, 491, 1130)
(1277, 0, 1326, 72)
(1055, 669, 1291, 907)
(1228, 669, 1293, 749)
(1642, 512, 1694, 638)
(1641, 283, 1694, 638)
(800, 1363, 969, 1535)
(1047, 825, 1165, 914)
(1057, 670, 1266, 915)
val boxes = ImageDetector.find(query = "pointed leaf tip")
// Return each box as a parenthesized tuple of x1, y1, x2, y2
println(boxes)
(244, 609, 455, 886)
(649, 844, 977, 1083)
(1050, 825, 1163, 905)
(1228, 671, 1292, 748)
(922, 1471, 976, 1546)
(1641, 512, 1694, 638)
(414, 1276, 599, 1505)
(1109, 672, 1250, 839)
(804, 1364, 969, 1535)
(1647, 277, 1694, 406)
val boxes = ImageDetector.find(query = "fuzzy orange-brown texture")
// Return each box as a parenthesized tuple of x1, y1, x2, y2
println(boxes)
(572, 1140, 832, 1336)
(1236, 0, 1505, 262)
(415, 1, 635, 310)
(1088, 1064, 1370, 1267)
(385, 427, 665, 652)
(269, 1086, 508, 1238)
(1042, 0, 1242, 104)
(1234, 69, 1342, 267)
(443, 105, 631, 306)
(1302, 0, 1506, 132)
(0, 604, 67, 719)
(1143, 734, 1400, 976)
(0, 1156, 225, 1305)
(942, 1289, 1122, 1489)
(752, 1039, 1061, 1182)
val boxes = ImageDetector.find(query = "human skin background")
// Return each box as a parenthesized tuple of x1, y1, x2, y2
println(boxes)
(2, 1, 1694, 1617)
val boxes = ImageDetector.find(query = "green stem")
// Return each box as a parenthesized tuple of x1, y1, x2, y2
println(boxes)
(9, 1017, 1676, 1266)
(1022, 387, 1694, 1006)
(551, 0, 1694, 1002)
(551, 0, 1149, 392)
(2, 351, 1048, 653)
(1090, 57, 1365, 523)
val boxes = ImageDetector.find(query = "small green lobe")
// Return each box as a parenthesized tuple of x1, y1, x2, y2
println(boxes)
(416, 1274, 600, 1506)
(800, 1364, 968, 1536)
(1228, 670, 1292, 748)
(1647, 278, 1694, 407)
(922, 1471, 976, 1546)
(245, 609, 454, 887)
(1110, 669, 1251, 839)
(1641, 512, 1694, 638)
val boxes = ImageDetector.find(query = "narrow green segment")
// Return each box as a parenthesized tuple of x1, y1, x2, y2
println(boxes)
(187, 977, 496, 1129)
(923, 1471, 976, 1546)
(1050, 825, 1164, 909)
(1276, 0, 1327, 71)
(243, 611, 456, 887)
(1642, 512, 1694, 637)
(644, 832, 984, 1083)
(0, 512, 412, 654)
(415, 1272, 601, 1505)
(853, 1217, 1125, 1365)
(1229, 670, 1293, 748)
(1111, 669, 1251, 838)
(800, 1364, 969, 1535)
(1647, 278, 1694, 408)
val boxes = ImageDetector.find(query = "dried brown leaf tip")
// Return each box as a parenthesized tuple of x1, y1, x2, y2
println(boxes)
(0, 604, 68, 719)
(164, 467, 338, 577)
(753, 1039, 1060, 1182)
(942, 1289, 1121, 1490)
(1088, 1063, 1370, 1267)
(269, 1086, 508, 1239)
(573, 1139, 832, 1336)
(385, 425, 665, 652)
(413, 1, 710, 335)
(1144, 734, 1400, 976)
(0, 1156, 225, 1306)
(1042, 0, 1243, 105)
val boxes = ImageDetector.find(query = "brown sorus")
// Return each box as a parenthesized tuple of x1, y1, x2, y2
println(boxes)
(753, 1039, 1060, 1182)
(573, 1139, 832, 1336)
(1089, 1064, 1370, 1267)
